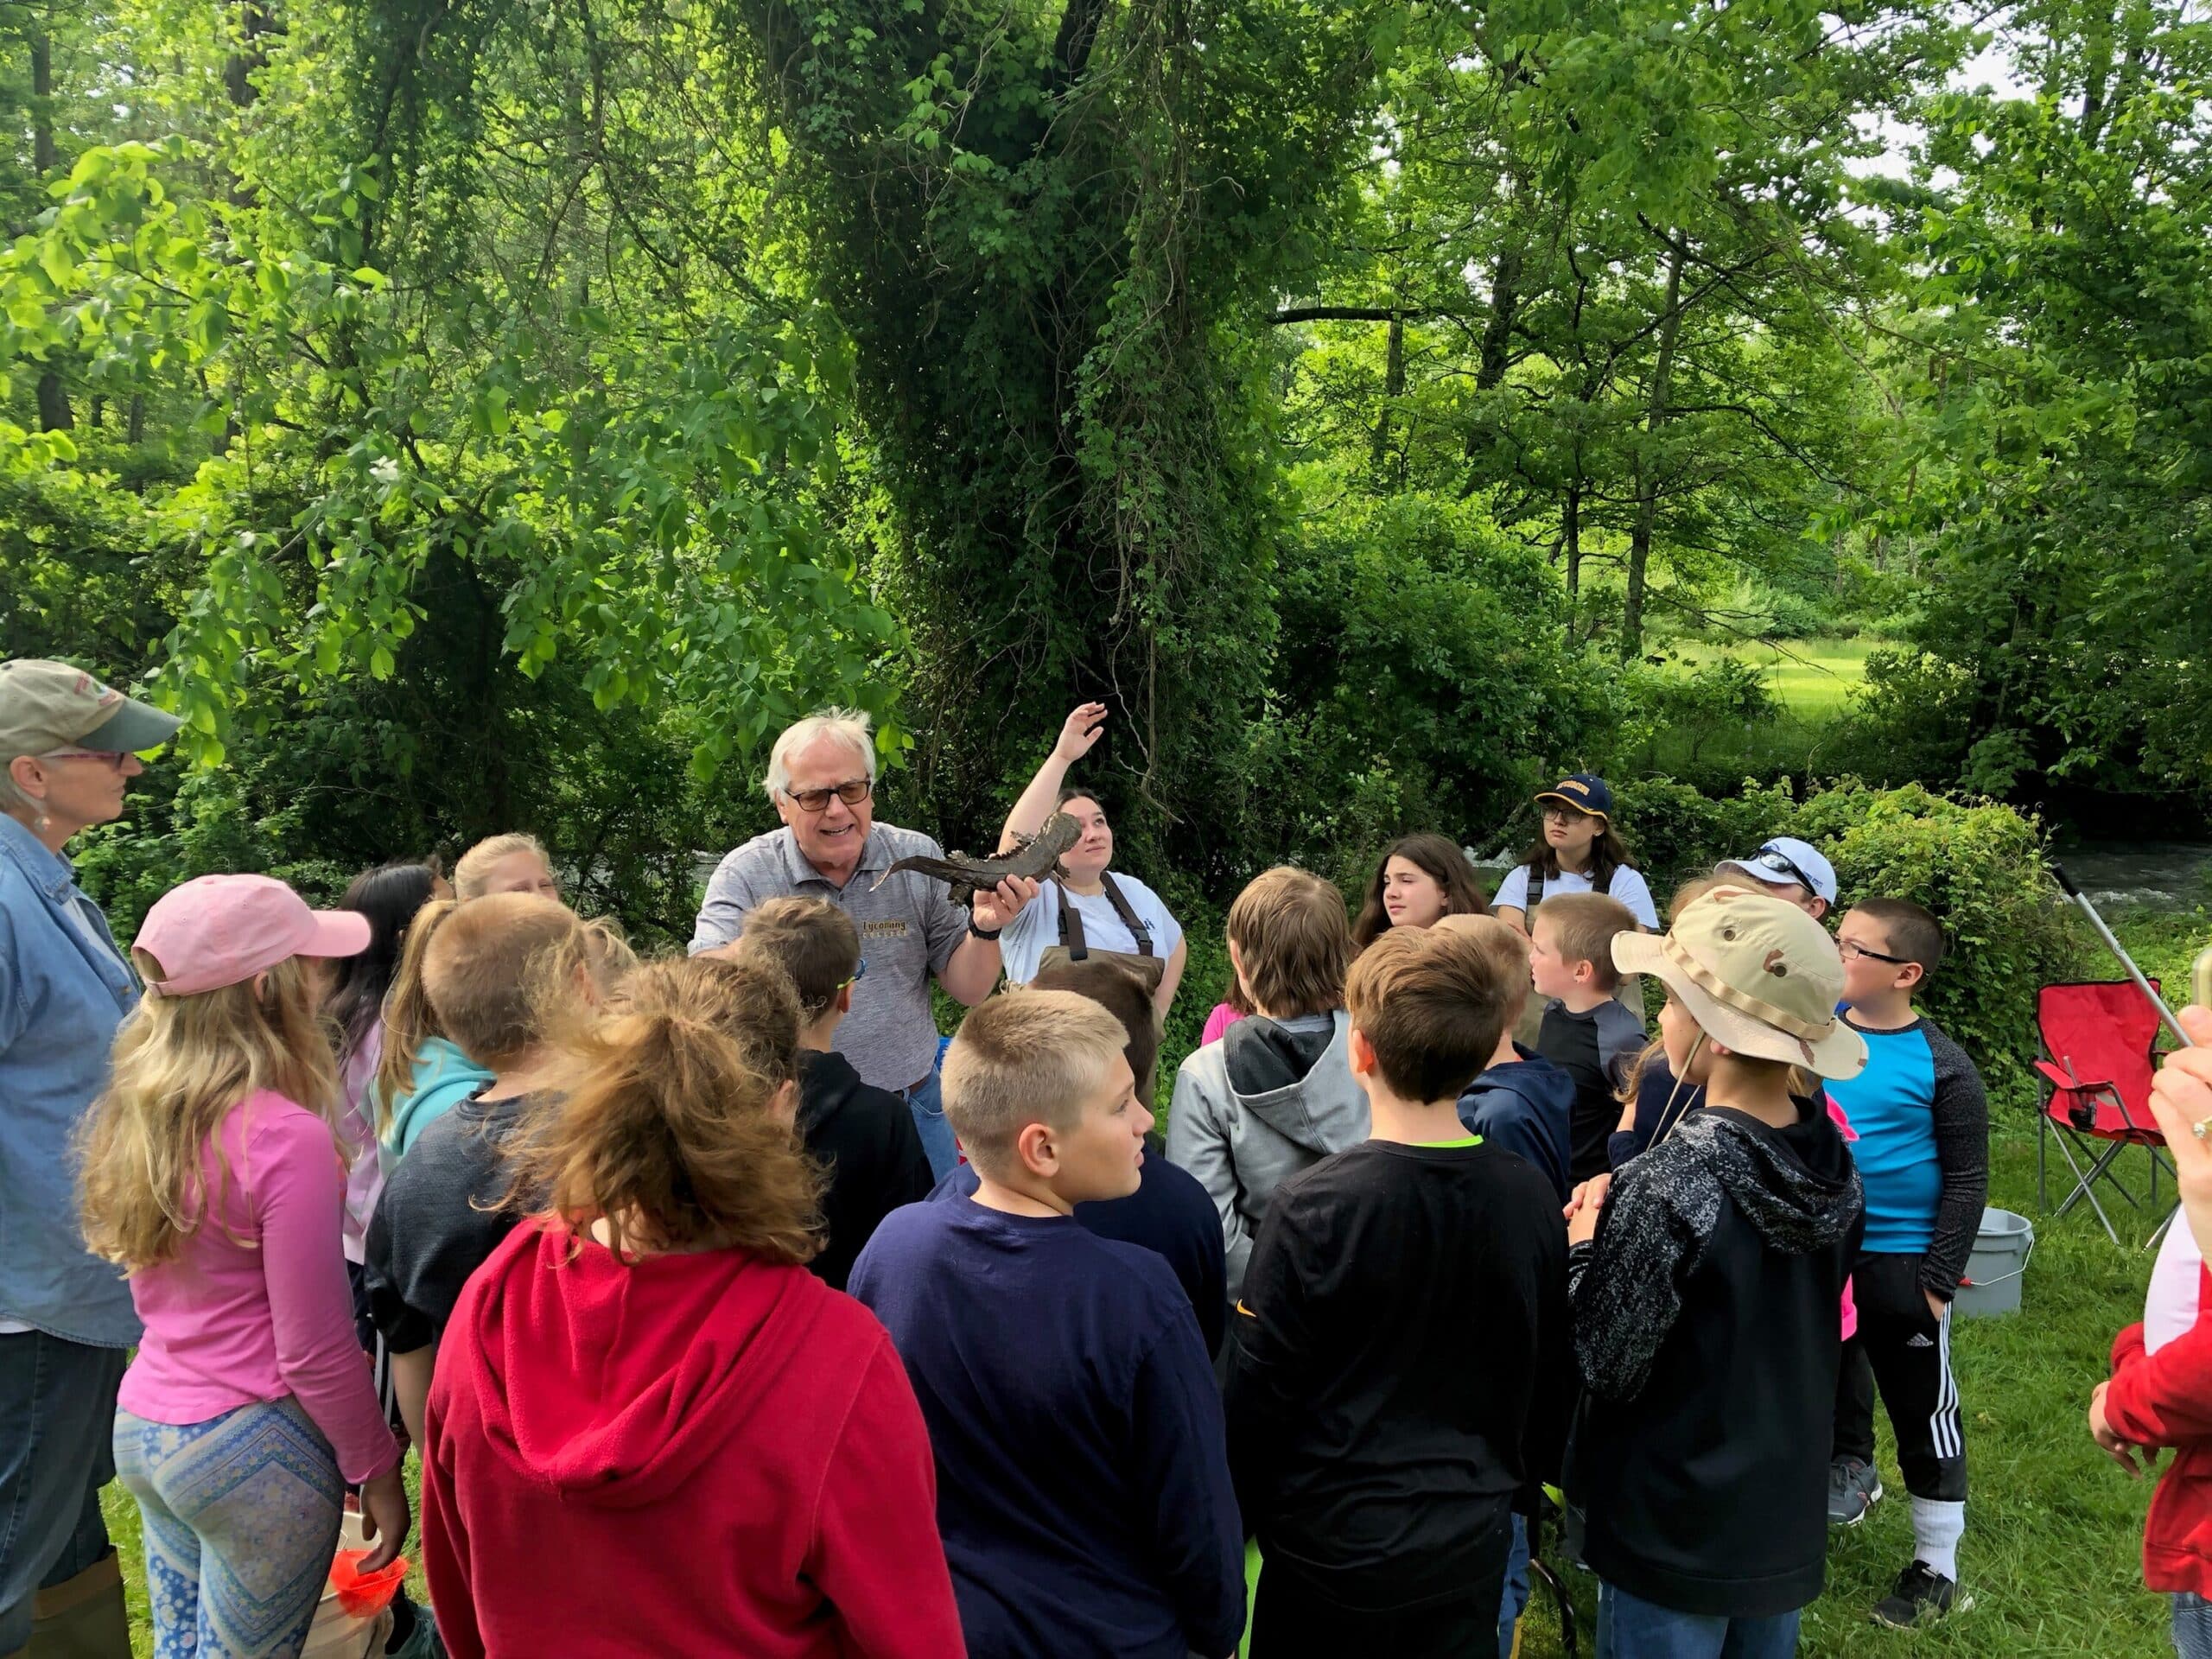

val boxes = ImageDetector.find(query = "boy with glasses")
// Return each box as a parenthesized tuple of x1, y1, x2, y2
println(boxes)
(1823, 897, 1989, 1626)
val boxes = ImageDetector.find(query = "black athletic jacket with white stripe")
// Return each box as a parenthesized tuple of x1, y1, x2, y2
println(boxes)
(1563, 1098, 1865, 1619)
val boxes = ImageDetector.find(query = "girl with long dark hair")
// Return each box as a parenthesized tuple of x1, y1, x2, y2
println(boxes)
(1350, 833, 1491, 950)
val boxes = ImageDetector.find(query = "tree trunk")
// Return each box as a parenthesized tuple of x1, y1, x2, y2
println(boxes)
(30, 27, 69, 431)
(30, 28, 55, 173)
(1621, 245, 1685, 661)
(1370, 309, 1404, 480)
(224, 3, 275, 109)
(1562, 468, 1582, 630)
(1476, 241, 1522, 392)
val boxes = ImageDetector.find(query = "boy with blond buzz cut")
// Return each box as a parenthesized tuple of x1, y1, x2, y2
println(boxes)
(1230, 927, 1568, 1659)
(1567, 887, 1866, 1656)
(1441, 914, 1578, 1207)
(1529, 891, 1644, 1184)
(364, 894, 623, 1447)
(849, 991, 1244, 1659)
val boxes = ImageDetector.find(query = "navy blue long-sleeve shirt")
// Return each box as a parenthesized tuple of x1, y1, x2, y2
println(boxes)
(932, 1147, 1229, 1357)
(849, 1195, 1245, 1659)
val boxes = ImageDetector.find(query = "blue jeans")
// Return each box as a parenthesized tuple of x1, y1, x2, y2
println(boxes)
(1596, 1580, 1801, 1659)
(0, 1329, 130, 1652)
(903, 1067, 959, 1180)
(1497, 1512, 1529, 1656)
(2177, 1591, 2212, 1658)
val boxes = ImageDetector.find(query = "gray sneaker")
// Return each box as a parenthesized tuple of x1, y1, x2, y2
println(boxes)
(1827, 1456, 1883, 1527)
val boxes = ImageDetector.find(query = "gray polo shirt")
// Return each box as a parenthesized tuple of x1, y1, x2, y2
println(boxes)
(690, 823, 969, 1091)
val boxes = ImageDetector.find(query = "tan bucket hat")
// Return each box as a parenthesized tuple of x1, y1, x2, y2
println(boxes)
(1612, 885, 1868, 1079)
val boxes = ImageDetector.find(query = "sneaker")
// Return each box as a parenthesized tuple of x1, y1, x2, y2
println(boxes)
(1827, 1456, 1883, 1527)
(1872, 1560, 1961, 1628)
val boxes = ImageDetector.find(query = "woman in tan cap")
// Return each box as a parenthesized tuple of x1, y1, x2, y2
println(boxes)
(1561, 885, 1866, 1658)
(0, 658, 180, 1658)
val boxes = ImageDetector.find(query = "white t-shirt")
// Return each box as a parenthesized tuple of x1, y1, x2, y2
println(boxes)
(1000, 873, 1185, 986)
(1491, 862, 1660, 929)
(2146, 1214, 2204, 1356)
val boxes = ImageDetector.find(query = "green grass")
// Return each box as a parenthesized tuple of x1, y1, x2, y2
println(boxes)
(95, 906, 2197, 1657)
(1666, 635, 1882, 717)
(1642, 633, 1884, 785)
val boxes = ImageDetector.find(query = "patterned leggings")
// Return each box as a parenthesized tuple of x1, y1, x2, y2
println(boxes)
(114, 1397, 342, 1658)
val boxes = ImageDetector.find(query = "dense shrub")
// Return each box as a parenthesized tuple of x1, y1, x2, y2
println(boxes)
(1631, 658, 1785, 774)
(1607, 776, 1803, 889)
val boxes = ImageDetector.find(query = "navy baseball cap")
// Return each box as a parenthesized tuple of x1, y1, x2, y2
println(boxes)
(1535, 772, 1613, 823)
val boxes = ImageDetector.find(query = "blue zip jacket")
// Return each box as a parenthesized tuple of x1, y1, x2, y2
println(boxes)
(1457, 1045, 1577, 1205)
(0, 811, 141, 1345)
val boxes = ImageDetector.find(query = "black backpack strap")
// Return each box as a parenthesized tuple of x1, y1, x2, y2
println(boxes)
(1525, 865, 1545, 912)
(1098, 874, 1155, 957)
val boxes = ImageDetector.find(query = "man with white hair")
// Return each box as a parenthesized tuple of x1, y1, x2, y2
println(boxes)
(691, 709, 1038, 1177)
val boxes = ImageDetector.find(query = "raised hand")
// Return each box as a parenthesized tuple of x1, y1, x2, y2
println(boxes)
(1053, 702, 1109, 766)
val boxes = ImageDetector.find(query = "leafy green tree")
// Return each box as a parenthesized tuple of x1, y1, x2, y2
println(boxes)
(1853, 0, 2212, 804)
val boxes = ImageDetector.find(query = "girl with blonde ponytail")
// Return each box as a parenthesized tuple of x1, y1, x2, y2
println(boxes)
(419, 957, 963, 1659)
(80, 874, 407, 1659)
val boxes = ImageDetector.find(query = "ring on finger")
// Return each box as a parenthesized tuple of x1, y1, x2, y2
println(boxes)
(2196, 1113, 2212, 1142)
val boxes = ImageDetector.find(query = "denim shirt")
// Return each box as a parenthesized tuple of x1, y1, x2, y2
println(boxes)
(0, 811, 141, 1345)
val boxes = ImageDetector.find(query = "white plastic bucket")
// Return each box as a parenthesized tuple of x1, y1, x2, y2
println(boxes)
(1955, 1206, 2034, 1318)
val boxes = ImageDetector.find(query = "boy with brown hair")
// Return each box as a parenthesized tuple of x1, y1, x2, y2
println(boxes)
(1824, 896, 1989, 1625)
(731, 896, 934, 1291)
(1529, 891, 1644, 1183)
(849, 991, 1244, 1659)
(1229, 927, 1568, 1658)
(364, 893, 623, 1445)
(1167, 866, 1366, 1300)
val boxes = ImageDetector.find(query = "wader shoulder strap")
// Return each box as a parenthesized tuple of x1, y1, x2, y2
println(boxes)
(1056, 874, 1157, 960)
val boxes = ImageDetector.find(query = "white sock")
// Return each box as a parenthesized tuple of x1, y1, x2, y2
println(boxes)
(1911, 1496, 1964, 1581)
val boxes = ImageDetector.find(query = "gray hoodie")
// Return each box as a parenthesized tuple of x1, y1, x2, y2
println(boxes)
(1166, 1012, 1371, 1301)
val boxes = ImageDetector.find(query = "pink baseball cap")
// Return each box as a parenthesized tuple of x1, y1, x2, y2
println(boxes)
(134, 874, 372, 995)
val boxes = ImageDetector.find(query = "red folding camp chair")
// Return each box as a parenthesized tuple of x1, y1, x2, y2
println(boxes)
(2036, 980, 2175, 1245)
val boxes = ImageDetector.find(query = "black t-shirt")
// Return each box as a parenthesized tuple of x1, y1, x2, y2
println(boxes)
(363, 1088, 552, 1354)
(798, 1048, 936, 1294)
(1537, 999, 1647, 1185)
(1224, 1139, 1570, 1610)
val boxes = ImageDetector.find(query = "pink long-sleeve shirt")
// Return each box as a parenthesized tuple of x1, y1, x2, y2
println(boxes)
(118, 1089, 399, 1485)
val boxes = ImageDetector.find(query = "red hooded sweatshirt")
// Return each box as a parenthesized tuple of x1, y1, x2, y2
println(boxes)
(2107, 1260, 2212, 1599)
(422, 1218, 965, 1659)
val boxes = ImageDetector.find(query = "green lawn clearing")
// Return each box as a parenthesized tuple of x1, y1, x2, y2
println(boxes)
(1665, 635, 1883, 719)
